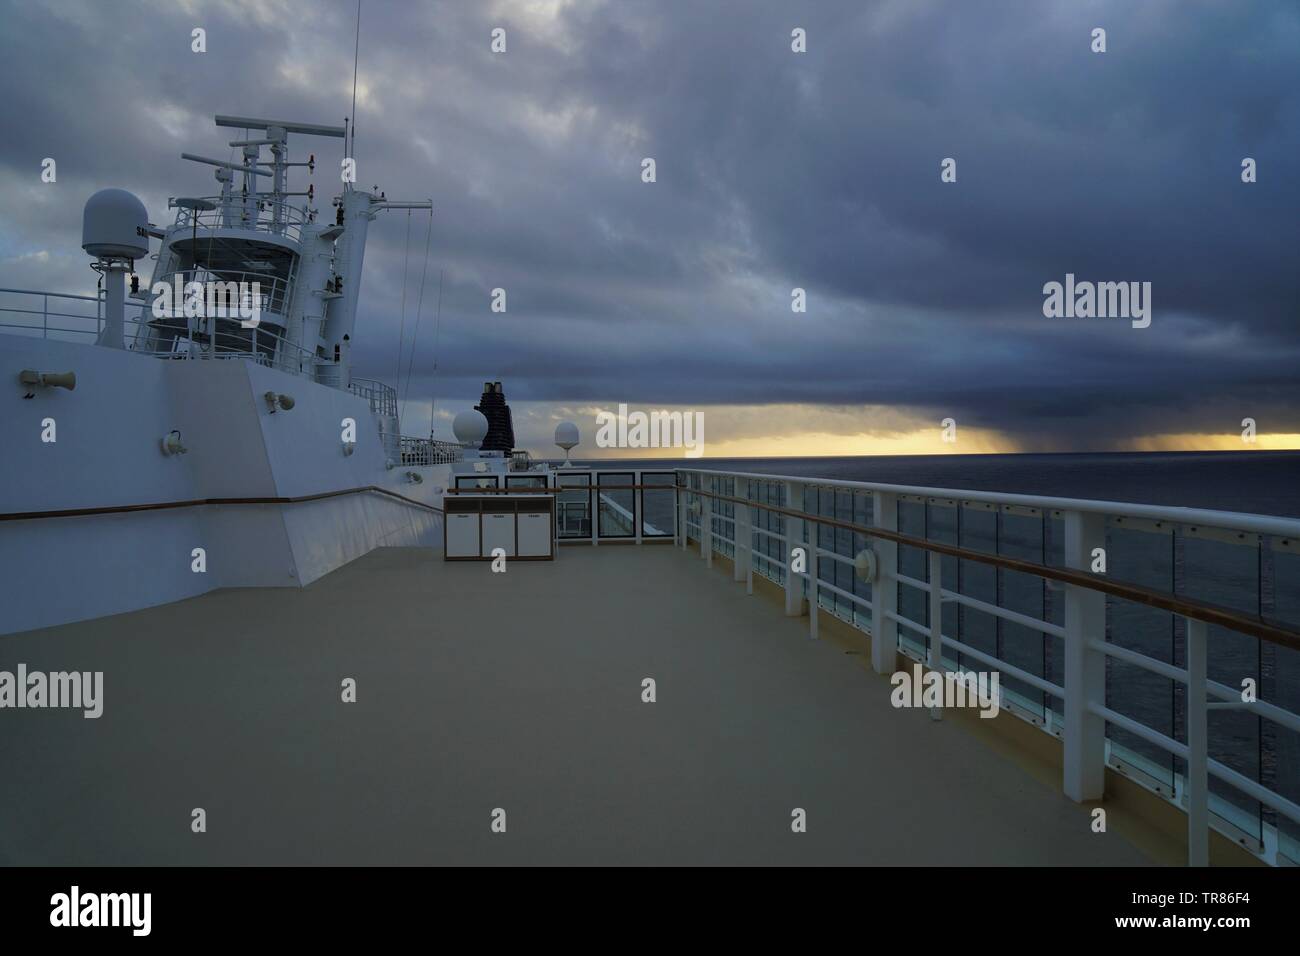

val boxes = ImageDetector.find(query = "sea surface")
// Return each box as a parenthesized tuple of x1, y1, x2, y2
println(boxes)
(576, 450, 1300, 518)
(570, 450, 1300, 853)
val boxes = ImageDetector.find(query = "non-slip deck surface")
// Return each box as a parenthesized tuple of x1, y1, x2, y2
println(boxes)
(1, 544, 1149, 865)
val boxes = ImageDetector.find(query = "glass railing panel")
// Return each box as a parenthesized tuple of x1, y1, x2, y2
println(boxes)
(896, 498, 928, 657)
(1042, 513, 1067, 723)
(714, 476, 735, 559)
(808, 486, 833, 613)
(1179, 533, 1264, 844)
(851, 491, 874, 631)
(1104, 523, 1176, 792)
(957, 504, 999, 674)
(998, 511, 1048, 721)
(1271, 543, 1300, 863)
(596, 472, 635, 539)
(640, 472, 676, 537)
(555, 473, 592, 539)
(755, 479, 785, 585)
(830, 489, 856, 623)
(927, 501, 959, 669)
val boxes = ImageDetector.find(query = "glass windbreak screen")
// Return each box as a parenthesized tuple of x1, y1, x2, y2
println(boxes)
(1272, 545, 1300, 864)
(555, 474, 592, 539)
(640, 472, 676, 537)
(597, 473, 635, 538)
(455, 475, 499, 489)
(1104, 524, 1176, 794)
(1178, 532, 1264, 848)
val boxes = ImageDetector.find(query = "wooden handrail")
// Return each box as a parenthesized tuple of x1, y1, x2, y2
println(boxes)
(0, 485, 442, 522)
(9, 476, 1292, 649)
(447, 483, 677, 493)
(678, 484, 1300, 651)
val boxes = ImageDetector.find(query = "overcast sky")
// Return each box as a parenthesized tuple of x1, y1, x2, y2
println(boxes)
(1, 0, 1296, 456)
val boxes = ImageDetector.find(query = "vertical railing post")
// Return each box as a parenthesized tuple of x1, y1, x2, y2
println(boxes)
(673, 475, 681, 547)
(681, 478, 691, 554)
(1186, 616, 1209, 867)
(683, 499, 692, 550)
(808, 524, 820, 640)
(701, 489, 713, 567)
(784, 481, 804, 617)
(43, 293, 48, 338)
(870, 491, 899, 675)
(734, 483, 751, 585)
(1063, 509, 1107, 802)
(927, 550, 943, 719)
(634, 471, 643, 545)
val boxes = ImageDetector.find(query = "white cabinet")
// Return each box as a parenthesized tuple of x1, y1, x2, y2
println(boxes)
(442, 494, 555, 560)
(445, 513, 481, 558)
(481, 512, 516, 557)
(517, 511, 552, 557)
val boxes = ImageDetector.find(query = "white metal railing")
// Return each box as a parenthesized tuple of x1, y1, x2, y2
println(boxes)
(399, 436, 463, 466)
(149, 268, 291, 318)
(675, 467, 1300, 867)
(2, 286, 446, 472)
(0, 284, 320, 375)
(449, 469, 677, 543)
(1, 286, 131, 342)
(172, 196, 310, 243)
(349, 378, 398, 418)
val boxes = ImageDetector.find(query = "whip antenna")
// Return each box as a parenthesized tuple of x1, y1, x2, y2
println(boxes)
(349, 0, 361, 157)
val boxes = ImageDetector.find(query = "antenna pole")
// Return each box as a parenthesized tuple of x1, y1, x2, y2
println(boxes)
(350, 0, 362, 159)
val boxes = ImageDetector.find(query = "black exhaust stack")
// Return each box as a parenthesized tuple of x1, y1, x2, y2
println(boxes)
(474, 381, 515, 454)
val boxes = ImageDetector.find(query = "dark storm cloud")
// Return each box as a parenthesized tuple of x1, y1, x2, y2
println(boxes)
(0, 0, 1296, 448)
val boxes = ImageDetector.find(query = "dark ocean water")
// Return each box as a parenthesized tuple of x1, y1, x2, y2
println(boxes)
(572, 450, 1300, 852)
(576, 450, 1300, 518)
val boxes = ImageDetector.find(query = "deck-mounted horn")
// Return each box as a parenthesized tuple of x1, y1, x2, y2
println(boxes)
(18, 370, 76, 397)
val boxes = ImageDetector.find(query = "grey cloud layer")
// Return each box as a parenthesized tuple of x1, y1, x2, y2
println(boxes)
(1, 0, 1296, 447)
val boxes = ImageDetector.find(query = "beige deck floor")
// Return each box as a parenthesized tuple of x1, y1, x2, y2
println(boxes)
(0, 543, 1151, 865)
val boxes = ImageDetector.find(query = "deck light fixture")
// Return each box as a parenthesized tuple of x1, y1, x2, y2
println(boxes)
(854, 548, 878, 583)
(161, 430, 187, 456)
(264, 391, 295, 412)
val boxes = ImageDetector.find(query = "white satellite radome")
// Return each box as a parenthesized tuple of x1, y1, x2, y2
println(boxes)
(452, 409, 490, 448)
(554, 421, 579, 465)
(82, 188, 149, 261)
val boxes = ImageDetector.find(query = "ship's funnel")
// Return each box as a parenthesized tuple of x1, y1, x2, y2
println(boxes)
(474, 382, 516, 454)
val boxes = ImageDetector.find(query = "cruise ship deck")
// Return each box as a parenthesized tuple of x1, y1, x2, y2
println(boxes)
(1, 543, 1157, 866)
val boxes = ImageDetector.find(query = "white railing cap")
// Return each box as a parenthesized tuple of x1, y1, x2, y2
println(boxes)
(677, 467, 1300, 539)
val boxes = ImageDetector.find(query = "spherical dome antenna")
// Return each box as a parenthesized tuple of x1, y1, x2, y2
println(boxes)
(82, 188, 149, 260)
(554, 421, 579, 466)
(453, 409, 490, 447)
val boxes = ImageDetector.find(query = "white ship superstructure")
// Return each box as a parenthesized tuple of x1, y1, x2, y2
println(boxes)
(0, 115, 471, 635)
